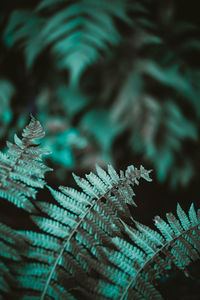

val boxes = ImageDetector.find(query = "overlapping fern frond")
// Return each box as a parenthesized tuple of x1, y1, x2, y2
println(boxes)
(1, 165, 200, 299)
(0, 122, 200, 299)
(0, 116, 52, 211)
(9, 164, 151, 299)
(103, 203, 200, 299)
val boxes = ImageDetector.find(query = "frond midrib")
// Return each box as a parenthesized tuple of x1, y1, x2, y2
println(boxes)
(120, 221, 200, 300)
(40, 177, 136, 300)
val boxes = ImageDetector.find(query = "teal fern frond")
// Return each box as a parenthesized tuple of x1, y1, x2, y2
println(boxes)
(0, 117, 199, 299)
(103, 203, 200, 300)
(1, 152, 200, 299)
(0, 222, 26, 296)
(0, 116, 52, 211)
(5, 0, 130, 86)
(8, 164, 151, 299)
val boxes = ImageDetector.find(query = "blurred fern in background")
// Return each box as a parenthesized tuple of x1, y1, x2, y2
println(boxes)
(1, 0, 200, 187)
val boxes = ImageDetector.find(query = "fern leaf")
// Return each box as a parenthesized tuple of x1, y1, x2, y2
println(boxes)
(154, 216, 174, 241)
(96, 164, 113, 188)
(3, 161, 200, 299)
(177, 203, 191, 230)
(8, 163, 150, 299)
(103, 203, 200, 299)
(39, 164, 151, 299)
(0, 116, 52, 211)
(36, 202, 78, 227)
(20, 231, 61, 251)
(48, 186, 85, 214)
(188, 203, 199, 226)
(134, 220, 164, 246)
(32, 216, 69, 238)
(59, 186, 91, 205)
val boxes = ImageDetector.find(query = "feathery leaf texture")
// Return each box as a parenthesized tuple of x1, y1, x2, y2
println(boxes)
(0, 156, 200, 299)
(21, 164, 151, 299)
(103, 203, 200, 300)
(0, 162, 151, 299)
(0, 118, 199, 299)
(0, 116, 52, 211)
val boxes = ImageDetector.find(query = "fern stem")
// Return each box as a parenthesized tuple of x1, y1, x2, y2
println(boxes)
(41, 171, 144, 299)
(120, 222, 200, 299)
(40, 191, 109, 300)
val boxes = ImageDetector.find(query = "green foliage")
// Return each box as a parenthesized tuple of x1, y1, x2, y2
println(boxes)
(2, 1, 200, 187)
(0, 116, 52, 211)
(0, 122, 152, 298)
(0, 223, 26, 296)
(105, 203, 200, 299)
(41, 127, 87, 168)
(0, 118, 200, 299)
(5, 0, 130, 86)
(110, 58, 200, 182)
(28, 163, 151, 299)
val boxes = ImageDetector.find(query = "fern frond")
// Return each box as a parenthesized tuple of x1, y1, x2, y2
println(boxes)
(103, 203, 200, 300)
(12, 164, 151, 299)
(1, 159, 200, 299)
(111, 58, 198, 187)
(5, 0, 130, 86)
(0, 116, 52, 211)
